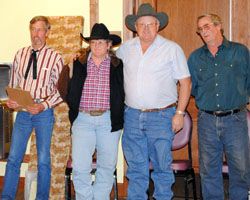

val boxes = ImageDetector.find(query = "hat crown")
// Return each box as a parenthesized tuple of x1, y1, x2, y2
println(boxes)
(137, 3, 157, 16)
(82, 23, 121, 46)
(125, 3, 169, 32)
(90, 23, 110, 39)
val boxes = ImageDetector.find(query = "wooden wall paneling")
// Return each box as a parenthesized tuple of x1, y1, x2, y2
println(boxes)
(232, 0, 250, 48)
(90, 0, 99, 29)
(137, 0, 157, 8)
(157, 0, 229, 58)
(204, 0, 230, 39)
(122, 0, 134, 41)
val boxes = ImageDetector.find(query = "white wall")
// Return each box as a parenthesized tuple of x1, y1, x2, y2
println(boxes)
(0, 0, 124, 182)
(0, 0, 123, 63)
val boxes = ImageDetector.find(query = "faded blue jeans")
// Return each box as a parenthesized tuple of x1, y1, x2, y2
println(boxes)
(1, 109, 54, 200)
(71, 111, 121, 200)
(122, 106, 175, 200)
(198, 110, 250, 200)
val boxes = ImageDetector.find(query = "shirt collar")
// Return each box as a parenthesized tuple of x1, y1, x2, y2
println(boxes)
(202, 36, 230, 52)
(133, 35, 160, 48)
(31, 43, 47, 52)
(87, 52, 111, 64)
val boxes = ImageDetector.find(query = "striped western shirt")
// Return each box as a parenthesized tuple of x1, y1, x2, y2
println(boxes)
(79, 55, 111, 111)
(9, 45, 63, 109)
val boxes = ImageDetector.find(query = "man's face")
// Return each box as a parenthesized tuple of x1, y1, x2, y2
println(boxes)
(197, 16, 221, 44)
(135, 16, 159, 44)
(30, 21, 49, 49)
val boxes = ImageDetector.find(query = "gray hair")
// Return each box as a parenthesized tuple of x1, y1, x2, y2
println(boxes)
(29, 16, 51, 30)
(197, 13, 224, 34)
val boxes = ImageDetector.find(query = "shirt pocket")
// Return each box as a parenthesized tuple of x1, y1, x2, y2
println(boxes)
(225, 61, 246, 78)
(197, 65, 213, 83)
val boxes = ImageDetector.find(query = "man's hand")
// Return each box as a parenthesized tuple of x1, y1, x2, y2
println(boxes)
(70, 52, 81, 63)
(172, 114, 184, 133)
(6, 99, 20, 109)
(26, 103, 45, 115)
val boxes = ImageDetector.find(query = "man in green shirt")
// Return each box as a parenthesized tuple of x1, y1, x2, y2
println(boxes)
(188, 13, 250, 200)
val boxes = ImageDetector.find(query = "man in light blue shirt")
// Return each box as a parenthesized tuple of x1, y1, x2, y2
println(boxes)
(116, 3, 191, 200)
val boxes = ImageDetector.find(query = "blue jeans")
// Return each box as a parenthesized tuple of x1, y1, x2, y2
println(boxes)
(198, 110, 250, 200)
(71, 111, 121, 200)
(122, 106, 175, 200)
(1, 109, 54, 200)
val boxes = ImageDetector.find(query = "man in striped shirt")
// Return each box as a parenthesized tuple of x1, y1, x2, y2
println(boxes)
(1, 16, 63, 200)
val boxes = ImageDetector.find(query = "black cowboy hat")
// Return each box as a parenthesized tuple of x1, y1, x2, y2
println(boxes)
(80, 23, 121, 46)
(125, 3, 169, 32)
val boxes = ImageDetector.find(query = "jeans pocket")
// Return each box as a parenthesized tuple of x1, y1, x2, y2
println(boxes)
(159, 107, 175, 118)
(198, 110, 206, 120)
(124, 105, 130, 113)
(231, 110, 247, 122)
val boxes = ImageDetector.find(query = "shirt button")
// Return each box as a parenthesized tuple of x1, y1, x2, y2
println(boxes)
(215, 63, 218, 66)
(215, 83, 218, 86)
(215, 73, 218, 76)
(216, 93, 219, 96)
(217, 104, 220, 107)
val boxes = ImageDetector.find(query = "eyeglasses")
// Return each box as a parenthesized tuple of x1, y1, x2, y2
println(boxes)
(136, 22, 158, 29)
(197, 23, 214, 34)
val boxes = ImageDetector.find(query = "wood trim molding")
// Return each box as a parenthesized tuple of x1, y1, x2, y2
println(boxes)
(90, 0, 99, 29)
(122, 0, 134, 41)
(138, 0, 156, 8)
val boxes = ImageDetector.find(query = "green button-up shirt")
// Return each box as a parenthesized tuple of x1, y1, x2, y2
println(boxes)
(188, 37, 250, 111)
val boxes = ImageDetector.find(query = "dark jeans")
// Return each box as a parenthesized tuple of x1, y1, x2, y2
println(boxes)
(198, 110, 250, 200)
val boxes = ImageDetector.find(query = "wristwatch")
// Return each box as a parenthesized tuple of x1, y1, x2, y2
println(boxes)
(176, 110, 186, 115)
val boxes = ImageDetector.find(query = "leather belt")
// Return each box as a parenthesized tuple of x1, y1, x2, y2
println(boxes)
(202, 108, 243, 117)
(141, 103, 177, 112)
(80, 110, 107, 116)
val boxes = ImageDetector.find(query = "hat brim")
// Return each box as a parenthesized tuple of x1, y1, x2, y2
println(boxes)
(125, 12, 169, 32)
(80, 33, 121, 46)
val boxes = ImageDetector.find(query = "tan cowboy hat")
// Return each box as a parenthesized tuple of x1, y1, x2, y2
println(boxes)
(125, 3, 169, 32)
(80, 23, 121, 46)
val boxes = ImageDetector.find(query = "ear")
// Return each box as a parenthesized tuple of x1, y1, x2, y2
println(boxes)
(156, 21, 160, 31)
(45, 29, 50, 38)
(135, 22, 139, 32)
(107, 41, 112, 49)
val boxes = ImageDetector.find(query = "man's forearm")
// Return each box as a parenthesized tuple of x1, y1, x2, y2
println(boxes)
(176, 77, 192, 113)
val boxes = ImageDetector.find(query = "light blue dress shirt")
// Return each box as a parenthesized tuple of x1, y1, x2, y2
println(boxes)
(117, 35, 190, 109)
